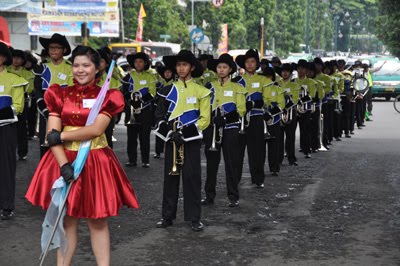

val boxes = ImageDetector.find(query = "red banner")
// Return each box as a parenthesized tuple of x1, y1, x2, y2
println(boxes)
(136, 3, 146, 42)
(218, 24, 228, 55)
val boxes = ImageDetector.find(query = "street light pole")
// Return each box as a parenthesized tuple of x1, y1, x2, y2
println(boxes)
(305, 0, 310, 53)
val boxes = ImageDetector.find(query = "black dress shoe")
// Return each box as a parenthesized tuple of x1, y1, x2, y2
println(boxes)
(153, 153, 161, 159)
(304, 154, 311, 159)
(255, 183, 264, 188)
(271, 172, 278, 176)
(345, 134, 351, 138)
(191, 221, 204, 232)
(1, 210, 14, 220)
(289, 162, 298, 166)
(201, 198, 214, 206)
(350, 131, 355, 135)
(335, 137, 341, 141)
(228, 200, 239, 207)
(142, 163, 150, 168)
(125, 162, 137, 167)
(156, 219, 173, 228)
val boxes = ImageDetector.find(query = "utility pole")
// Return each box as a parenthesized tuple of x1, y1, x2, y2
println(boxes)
(260, 17, 264, 58)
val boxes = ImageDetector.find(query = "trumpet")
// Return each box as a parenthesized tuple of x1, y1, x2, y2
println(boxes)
(209, 106, 225, 151)
(126, 92, 142, 125)
(169, 120, 185, 176)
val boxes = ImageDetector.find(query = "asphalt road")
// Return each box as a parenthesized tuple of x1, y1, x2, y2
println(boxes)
(1, 100, 399, 266)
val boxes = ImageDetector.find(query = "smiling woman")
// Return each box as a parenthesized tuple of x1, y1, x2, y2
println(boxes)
(25, 46, 139, 266)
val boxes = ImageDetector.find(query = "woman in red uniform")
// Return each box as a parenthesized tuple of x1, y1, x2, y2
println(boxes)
(26, 46, 139, 266)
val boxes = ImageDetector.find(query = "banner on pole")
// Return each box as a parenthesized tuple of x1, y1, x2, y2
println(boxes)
(218, 23, 228, 55)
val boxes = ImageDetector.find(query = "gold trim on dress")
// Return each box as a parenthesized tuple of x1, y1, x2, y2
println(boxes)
(63, 126, 108, 151)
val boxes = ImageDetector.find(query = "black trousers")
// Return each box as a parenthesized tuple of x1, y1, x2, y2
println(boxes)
(310, 108, 321, 151)
(237, 115, 265, 185)
(341, 96, 351, 135)
(355, 99, 364, 127)
(321, 104, 330, 147)
(27, 95, 37, 138)
(332, 101, 342, 138)
(366, 89, 373, 113)
(105, 116, 116, 149)
(155, 135, 164, 155)
(0, 123, 17, 211)
(161, 140, 202, 222)
(126, 107, 152, 164)
(204, 126, 240, 202)
(279, 111, 297, 164)
(38, 115, 48, 158)
(17, 103, 29, 158)
(298, 111, 312, 155)
(350, 101, 356, 132)
(267, 123, 281, 173)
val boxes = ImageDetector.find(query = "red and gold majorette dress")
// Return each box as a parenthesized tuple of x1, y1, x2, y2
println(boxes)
(26, 83, 139, 219)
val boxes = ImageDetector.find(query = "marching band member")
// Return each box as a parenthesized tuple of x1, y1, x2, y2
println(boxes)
(153, 65, 175, 158)
(296, 60, 318, 158)
(122, 52, 156, 168)
(261, 67, 285, 176)
(197, 54, 217, 86)
(34, 33, 74, 157)
(337, 59, 352, 138)
(352, 60, 365, 130)
(306, 62, 325, 152)
(97, 48, 122, 148)
(0, 43, 28, 220)
(24, 52, 39, 140)
(235, 49, 269, 188)
(154, 50, 210, 231)
(322, 61, 338, 145)
(26, 46, 139, 265)
(331, 60, 345, 141)
(7, 49, 34, 160)
(277, 63, 301, 166)
(314, 57, 332, 150)
(201, 53, 246, 207)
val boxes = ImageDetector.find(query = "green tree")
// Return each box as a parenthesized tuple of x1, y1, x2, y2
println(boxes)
(375, 0, 400, 56)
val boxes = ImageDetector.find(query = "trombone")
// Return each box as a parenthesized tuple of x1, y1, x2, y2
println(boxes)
(318, 113, 328, 152)
(209, 106, 225, 151)
(169, 120, 185, 176)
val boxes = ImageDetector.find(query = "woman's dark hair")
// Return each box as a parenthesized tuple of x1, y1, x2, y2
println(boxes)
(71, 45, 100, 69)
(262, 67, 276, 81)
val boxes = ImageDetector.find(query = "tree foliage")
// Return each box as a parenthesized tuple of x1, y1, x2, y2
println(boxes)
(87, 0, 381, 57)
(375, 0, 400, 57)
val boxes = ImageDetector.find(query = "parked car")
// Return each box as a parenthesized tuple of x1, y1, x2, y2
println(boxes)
(367, 57, 400, 100)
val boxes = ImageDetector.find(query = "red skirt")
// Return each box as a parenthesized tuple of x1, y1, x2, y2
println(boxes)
(26, 147, 139, 219)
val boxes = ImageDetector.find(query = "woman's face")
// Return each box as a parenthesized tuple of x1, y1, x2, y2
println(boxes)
(48, 43, 65, 61)
(245, 57, 257, 73)
(99, 58, 107, 72)
(164, 69, 173, 80)
(216, 62, 231, 78)
(176, 61, 193, 79)
(72, 55, 98, 86)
